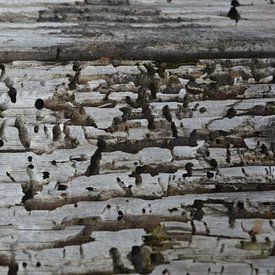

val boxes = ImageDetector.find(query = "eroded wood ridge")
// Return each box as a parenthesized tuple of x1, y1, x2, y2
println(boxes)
(0, 0, 275, 61)
(0, 58, 274, 274)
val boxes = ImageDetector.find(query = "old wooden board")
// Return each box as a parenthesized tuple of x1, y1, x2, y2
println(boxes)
(0, 57, 274, 274)
(0, 0, 274, 61)
(0, 0, 275, 275)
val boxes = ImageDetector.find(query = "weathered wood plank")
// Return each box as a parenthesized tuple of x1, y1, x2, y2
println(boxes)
(0, 54, 275, 273)
(0, 1, 274, 61)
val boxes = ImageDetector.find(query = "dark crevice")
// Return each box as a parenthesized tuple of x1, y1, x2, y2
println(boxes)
(8, 263, 18, 275)
(85, 149, 102, 176)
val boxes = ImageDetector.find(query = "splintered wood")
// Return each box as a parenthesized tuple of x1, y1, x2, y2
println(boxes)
(0, 58, 274, 274)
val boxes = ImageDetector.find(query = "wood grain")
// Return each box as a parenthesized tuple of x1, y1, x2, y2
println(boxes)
(0, 1, 275, 274)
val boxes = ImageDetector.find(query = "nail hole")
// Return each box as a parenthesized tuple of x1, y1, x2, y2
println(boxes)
(57, 184, 67, 191)
(43, 172, 49, 179)
(35, 99, 44, 110)
(33, 125, 39, 133)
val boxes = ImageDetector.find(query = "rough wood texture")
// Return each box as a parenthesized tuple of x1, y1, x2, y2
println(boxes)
(1, 0, 275, 275)
(0, 57, 274, 274)
(0, 0, 274, 61)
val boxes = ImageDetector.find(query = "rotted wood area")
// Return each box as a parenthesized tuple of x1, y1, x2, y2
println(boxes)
(0, 1, 275, 275)
(0, 58, 275, 274)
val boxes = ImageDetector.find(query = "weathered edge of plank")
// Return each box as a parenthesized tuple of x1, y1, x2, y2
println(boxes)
(1, 44, 275, 63)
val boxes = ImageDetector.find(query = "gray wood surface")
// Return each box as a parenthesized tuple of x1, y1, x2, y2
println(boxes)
(0, 1, 275, 274)
(0, 0, 274, 61)
(0, 58, 274, 274)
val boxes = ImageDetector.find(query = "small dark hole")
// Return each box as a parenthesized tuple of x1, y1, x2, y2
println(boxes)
(43, 172, 50, 179)
(22, 262, 27, 268)
(36, 262, 41, 267)
(28, 156, 32, 162)
(74, 203, 78, 208)
(86, 187, 94, 191)
(33, 125, 39, 133)
(0, 140, 4, 147)
(35, 99, 44, 110)
(199, 107, 207, 113)
(209, 159, 218, 168)
(51, 160, 57, 166)
(227, 107, 236, 119)
(207, 171, 214, 179)
(57, 184, 67, 191)
(28, 164, 34, 169)
(8, 87, 17, 103)
(142, 208, 146, 213)
(107, 204, 111, 209)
